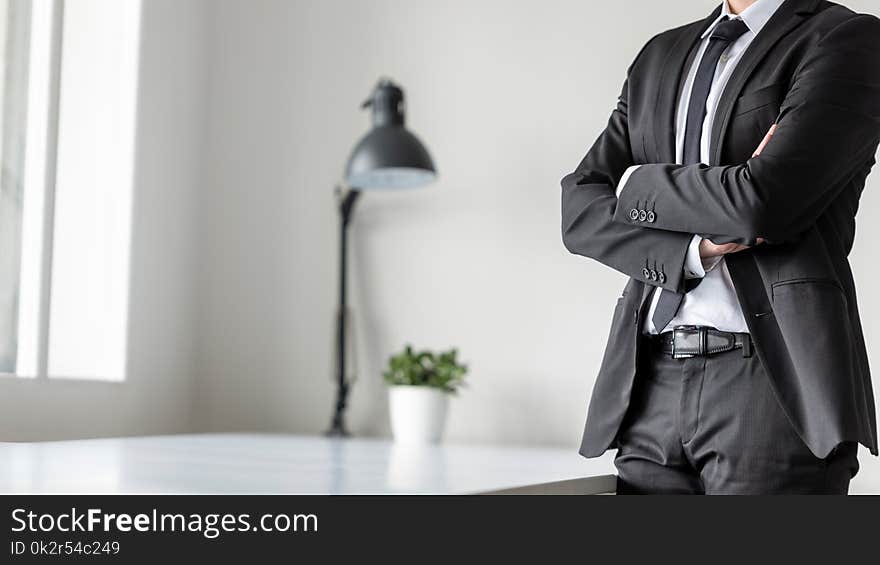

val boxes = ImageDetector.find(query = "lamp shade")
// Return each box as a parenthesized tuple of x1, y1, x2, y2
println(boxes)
(345, 79, 436, 190)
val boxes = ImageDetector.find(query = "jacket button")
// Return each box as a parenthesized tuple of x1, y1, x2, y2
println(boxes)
(629, 209, 639, 221)
(646, 211, 656, 223)
(658, 272, 666, 284)
(650, 269, 658, 281)
(638, 210, 647, 222)
(642, 267, 651, 279)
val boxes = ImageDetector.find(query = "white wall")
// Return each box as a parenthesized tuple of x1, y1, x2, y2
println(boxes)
(0, 0, 207, 440)
(192, 0, 880, 448)
(6, 0, 880, 449)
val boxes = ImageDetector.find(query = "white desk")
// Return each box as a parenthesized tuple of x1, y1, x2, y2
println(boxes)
(4, 434, 878, 494)
(0, 434, 617, 495)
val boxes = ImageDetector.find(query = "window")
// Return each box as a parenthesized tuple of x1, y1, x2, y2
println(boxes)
(0, 0, 32, 375)
(0, 0, 140, 381)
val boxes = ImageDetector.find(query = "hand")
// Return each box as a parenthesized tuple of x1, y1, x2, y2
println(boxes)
(699, 237, 765, 259)
(752, 124, 777, 158)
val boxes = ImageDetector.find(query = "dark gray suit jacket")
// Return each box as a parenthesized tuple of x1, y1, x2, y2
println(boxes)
(562, 0, 880, 459)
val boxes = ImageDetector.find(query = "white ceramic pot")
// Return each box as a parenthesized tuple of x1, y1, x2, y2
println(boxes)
(388, 386, 449, 444)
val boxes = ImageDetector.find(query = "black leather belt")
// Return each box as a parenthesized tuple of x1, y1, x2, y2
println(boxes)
(652, 326, 753, 359)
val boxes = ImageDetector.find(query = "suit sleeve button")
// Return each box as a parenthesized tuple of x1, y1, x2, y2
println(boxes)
(650, 269, 658, 281)
(658, 272, 666, 284)
(638, 210, 647, 222)
(642, 268, 651, 279)
(646, 211, 656, 223)
(629, 209, 639, 221)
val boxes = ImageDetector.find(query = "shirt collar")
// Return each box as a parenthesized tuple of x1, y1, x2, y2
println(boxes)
(701, 0, 787, 39)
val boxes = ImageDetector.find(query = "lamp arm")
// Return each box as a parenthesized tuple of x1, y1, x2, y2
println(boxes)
(337, 186, 361, 225)
(327, 186, 361, 437)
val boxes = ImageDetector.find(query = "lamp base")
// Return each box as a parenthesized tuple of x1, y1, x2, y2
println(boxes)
(325, 378, 351, 438)
(325, 421, 350, 438)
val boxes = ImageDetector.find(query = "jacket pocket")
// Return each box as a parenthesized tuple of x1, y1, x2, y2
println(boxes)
(733, 82, 786, 116)
(771, 277, 844, 296)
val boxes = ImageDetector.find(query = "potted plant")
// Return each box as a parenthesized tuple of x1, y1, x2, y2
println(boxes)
(383, 345, 468, 444)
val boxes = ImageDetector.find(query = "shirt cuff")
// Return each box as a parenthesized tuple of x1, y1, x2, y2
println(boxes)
(684, 235, 706, 279)
(616, 165, 641, 198)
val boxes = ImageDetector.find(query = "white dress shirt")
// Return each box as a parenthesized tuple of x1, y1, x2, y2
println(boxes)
(617, 0, 786, 335)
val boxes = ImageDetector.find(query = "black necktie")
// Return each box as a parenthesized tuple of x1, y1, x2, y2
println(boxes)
(651, 17, 750, 333)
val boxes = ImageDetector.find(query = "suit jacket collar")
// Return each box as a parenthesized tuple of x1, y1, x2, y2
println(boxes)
(706, 0, 788, 39)
(650, 0, 821, 166)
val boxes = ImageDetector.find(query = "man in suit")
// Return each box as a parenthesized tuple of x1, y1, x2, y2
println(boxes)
(561, 0, 880, 493)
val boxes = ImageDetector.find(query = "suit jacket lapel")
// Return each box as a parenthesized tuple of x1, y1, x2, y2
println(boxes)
(642, 8, 719, 304)
(709, 0, 820, 165)
(650, 6, 720, 163)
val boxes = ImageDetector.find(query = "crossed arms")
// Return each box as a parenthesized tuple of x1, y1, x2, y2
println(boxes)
(561, 15, 880, 293)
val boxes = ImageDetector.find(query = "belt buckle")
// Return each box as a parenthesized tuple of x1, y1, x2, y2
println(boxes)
(671, 325, 703, 359)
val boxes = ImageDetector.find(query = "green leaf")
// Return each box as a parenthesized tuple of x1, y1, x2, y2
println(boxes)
(382, 345, 468, 392)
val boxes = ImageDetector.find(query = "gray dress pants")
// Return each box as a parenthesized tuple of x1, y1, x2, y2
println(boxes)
(614, 341, 860, 494)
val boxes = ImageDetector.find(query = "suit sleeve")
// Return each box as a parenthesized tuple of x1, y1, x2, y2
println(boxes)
(561, 47, 695, 293)
(613, 15, 880, 243)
